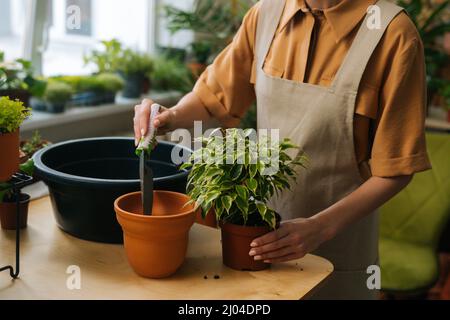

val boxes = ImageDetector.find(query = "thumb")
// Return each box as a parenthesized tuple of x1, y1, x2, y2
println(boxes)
(153, 108, 172, 130)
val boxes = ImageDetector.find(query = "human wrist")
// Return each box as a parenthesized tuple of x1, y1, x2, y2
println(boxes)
(310, 211, 338, 242)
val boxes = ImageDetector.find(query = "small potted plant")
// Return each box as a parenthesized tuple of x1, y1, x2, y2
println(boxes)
(116, 49, 154, 98)
(181, 128, 307, 271)
(84, 39, 154, 98)
(0, 96, 31, 181)
(21, 130, 50, 159)
(43, 81, 73, 113)
(96, 73, 124, 103)
(0, 159, 34, 229)
(0, 52, 46, 107)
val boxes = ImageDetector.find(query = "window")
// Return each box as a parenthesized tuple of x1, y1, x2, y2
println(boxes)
(66, 0, 93, 36)
(42, 0, 156, 76)
(0, 0, 28, 61)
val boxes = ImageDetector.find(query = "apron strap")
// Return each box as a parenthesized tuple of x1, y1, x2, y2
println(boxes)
(332, 0, 404, 94)
(255, 0, 287, 70)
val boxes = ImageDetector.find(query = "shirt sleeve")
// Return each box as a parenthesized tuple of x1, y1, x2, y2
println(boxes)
(370, 28, 432, 177)
(193, 3, 259, 128)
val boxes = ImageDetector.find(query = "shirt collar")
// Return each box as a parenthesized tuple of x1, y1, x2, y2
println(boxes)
(278, 0, 378, 42)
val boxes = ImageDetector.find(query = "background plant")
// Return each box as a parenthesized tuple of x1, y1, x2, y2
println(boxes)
(84, 39, 154, 76)
(21, 130, 49, 158)
(50, 74, 123, 94)
(0, 52, 46, 97)
(164, 0, 257, 63)
(0, 96, 31, 134)
(43, 82, 73, 105)
(397, 0, 450, 104)
(181, 128, 308, 228)
(150, 56, 194, 93)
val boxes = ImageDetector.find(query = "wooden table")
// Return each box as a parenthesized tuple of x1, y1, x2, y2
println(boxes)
(0, 197, 333, 300)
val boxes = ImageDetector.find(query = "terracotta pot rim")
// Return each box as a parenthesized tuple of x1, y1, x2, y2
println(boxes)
(219, 220, 273, 237)
(0, 129, 19, 136)
(114, 191, 196, 221)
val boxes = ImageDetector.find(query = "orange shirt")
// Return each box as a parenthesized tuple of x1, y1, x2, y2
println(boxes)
(193, 0, 431, 178)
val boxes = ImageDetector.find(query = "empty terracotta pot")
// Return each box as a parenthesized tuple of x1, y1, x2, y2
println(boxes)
(0, 193, 30, 230)
(0, 130, 20, 182)
(115, 191, 196, 278)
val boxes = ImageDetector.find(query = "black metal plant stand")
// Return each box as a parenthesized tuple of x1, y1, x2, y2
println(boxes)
(0, 173, 34, 279)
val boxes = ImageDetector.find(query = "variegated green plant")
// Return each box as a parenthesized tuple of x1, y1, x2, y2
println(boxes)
(180, 128, 307, 229)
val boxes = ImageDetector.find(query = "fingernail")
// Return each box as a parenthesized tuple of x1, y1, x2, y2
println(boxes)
(249, 250, 256, 256)
(154, 119, 160, 127)
(250, 242, 257, 247)
(141, 129, 145, 136)
(254, 255, 262, 261)
(264, 260, 271, 263)
(135, 138, 138, 146)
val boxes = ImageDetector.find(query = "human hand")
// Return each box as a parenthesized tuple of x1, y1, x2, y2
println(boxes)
(248, 217, 334, 263)
(133, 98, 176, 145)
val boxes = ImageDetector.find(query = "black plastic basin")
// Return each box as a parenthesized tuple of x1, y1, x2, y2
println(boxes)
(33, 137, 191, 243)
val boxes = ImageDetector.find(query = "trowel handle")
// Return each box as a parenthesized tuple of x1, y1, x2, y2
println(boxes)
(137, 103, 161, 151)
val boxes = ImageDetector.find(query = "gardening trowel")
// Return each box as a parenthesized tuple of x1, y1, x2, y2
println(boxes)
(137, 103, 161, 216)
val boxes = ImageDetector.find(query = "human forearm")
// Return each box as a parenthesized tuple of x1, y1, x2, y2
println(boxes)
(313, 175, 413, 241)
(250, 175, 413, 263)
(167, 92, 215, 130)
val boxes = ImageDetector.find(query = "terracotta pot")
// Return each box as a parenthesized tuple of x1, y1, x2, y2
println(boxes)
(220, 221, 273, 271)
(0, 193, 30, 230)
(115, 191, 196, 278)
(0, 130, 20, 182)
(195, 209, 218, 228)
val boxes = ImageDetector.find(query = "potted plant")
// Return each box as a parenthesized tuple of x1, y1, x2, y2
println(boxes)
(116, 49, 154, 98)
(0, 96, 31, 181)
(43, 81, 73, 113)
(95, 73, 124, 103)
(0, 159, 34, 230)
(49, 74, 123, 106)
(181, 128, 307, 271)
(0, 52, 47, 107)
(84, 39, 154, 98)
(21, 130, 50, 159)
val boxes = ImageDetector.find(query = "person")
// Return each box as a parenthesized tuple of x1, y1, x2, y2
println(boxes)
(133, 0, 431, 299)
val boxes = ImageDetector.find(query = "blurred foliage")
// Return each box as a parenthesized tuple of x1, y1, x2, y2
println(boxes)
(84, 39, 154, 76)
(50, 73, 124, 94)
(397, 0, 450, 103)
(0, 52, 47, 97)
(150, 56, 194, 93)
(164, 0, 257, 63)
(43, 82, 73, 105)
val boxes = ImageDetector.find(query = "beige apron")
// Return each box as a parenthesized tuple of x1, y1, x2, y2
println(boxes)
(255, 0, 403, 299)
